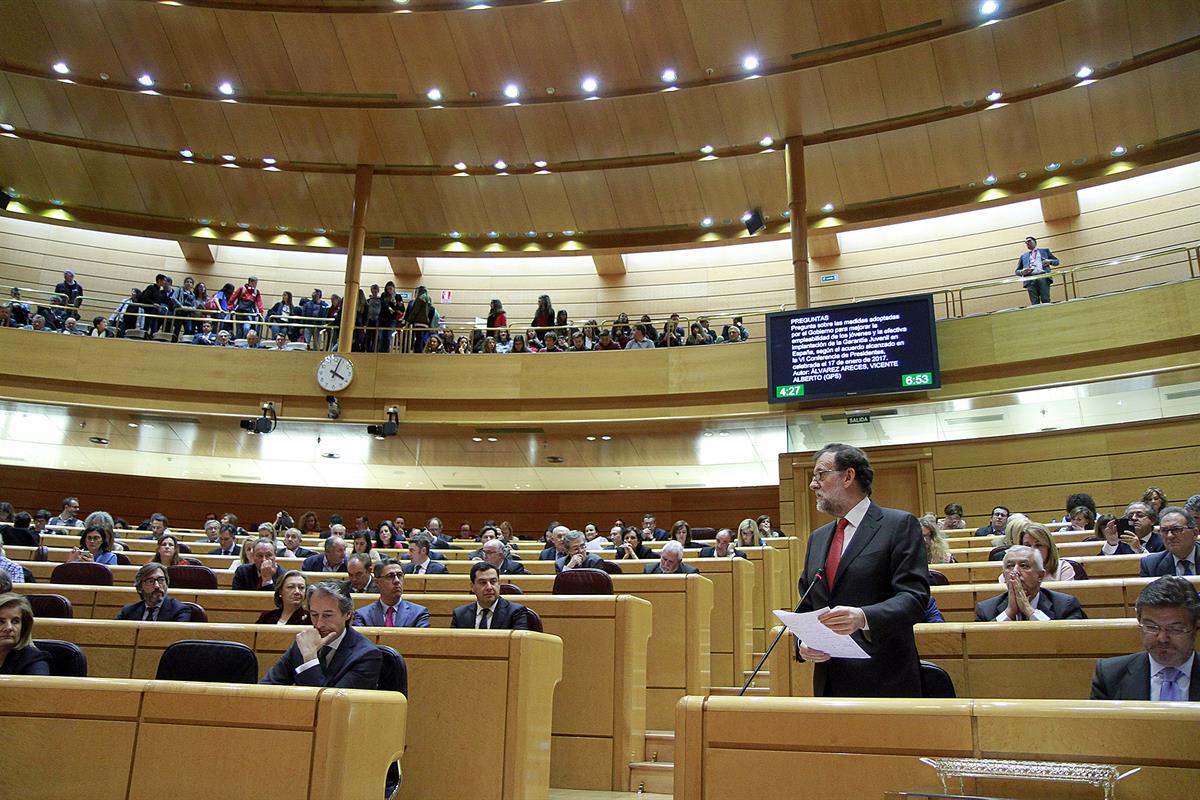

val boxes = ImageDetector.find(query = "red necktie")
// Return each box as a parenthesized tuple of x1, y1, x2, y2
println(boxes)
(384, 606, 395, 627)
(824, 518, 849, 586)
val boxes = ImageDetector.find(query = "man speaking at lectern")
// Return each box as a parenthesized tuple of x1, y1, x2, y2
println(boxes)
(795, 443, 929, 696)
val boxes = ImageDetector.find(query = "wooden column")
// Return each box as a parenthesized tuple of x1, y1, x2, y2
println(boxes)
(337, 165, 374, 352)
(784, 138, 810, 310)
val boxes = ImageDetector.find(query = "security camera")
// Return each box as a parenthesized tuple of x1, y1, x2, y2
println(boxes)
(326, 395, 340, 420)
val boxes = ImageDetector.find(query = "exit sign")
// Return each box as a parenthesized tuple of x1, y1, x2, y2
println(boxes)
(846, 413, 871, 424)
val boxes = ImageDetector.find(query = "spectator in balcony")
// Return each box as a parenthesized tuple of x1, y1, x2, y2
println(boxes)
(137, 273, 175, 335)
(189, 319, 215, 345)
(938, 503, 966, 531)
(1140, 506, 1198, 578)
(625, 326, 655, 350)
(8, 288, 30, 326)
(68, 524, 118, 565)
(53, 269, 84, 308)
(698, 317, 718, 343)
(228, 276, 265, 336)
(737, 518, 761, 549)
(723, 317, 750, 342)
(553, 308, 571, 340)
(1015, 236, 1059, 306)
(151, 534, 200, 568)
(0, 594, 49, 675)
(975, 545, 1085, 621)
(920, 514, 955, 564)
(298, 288, 327, 344)
(38, 293, 73, 330)
(269, 334, 288, 350)
(541, 331, 565, 352)
(453, 335, 471, 354)
(594, 328, 620, 351)
(523, 327, 542, 351)
(611, 313, 632, 346)
(486, 298, 507, 338)
(90, 316, 112, 337)
(658, 318, 684, 348)
(510, 334, 530, 353)
(21, 313, 48, 332)
(422, 334, 445, 354)
(567, 331, 591, 352)
(239, 329, 266, 349)
(376, 282, 400, 353)
(213, 330, 234, 347)
(2, 512, 38, 547)
(495, 329, 513, 353)
(724, 326, 744, 344)
(61, 317, 86, 335)
(480, 336, 498, 354)
(267, 290, 296, 341)
(1142, 487, 1169, 517)
(402, 286, 433, 352)
(531, 294, 555, 332)
(193, 280, 211, 312)
(580, 320, 600, 347)
(0, 303, 14, 328)
(168, 275, 198, 337)
(685, 323, 708, 346)
(257, 571, 310, 626)
(700, 529, 741, 559)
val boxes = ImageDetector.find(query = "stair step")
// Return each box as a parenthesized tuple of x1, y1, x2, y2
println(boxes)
(740, 669, 770, 689)
(644, 729, 675, 763)
(708, 685, 769, 696)
(629, 760, 674, 795)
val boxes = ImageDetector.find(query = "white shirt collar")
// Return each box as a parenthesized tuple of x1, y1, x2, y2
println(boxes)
(324, 627, 349, 655)
(843, 496, 872, 530)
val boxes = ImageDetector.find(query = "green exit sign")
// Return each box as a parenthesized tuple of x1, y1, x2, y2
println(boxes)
(902, 372, 934, 387)
(775, 385, 805, 399)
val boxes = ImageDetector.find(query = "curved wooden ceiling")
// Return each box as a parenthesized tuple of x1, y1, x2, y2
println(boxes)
(0, 0, 1198, 252)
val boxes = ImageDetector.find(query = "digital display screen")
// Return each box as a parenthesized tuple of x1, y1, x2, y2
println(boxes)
(765, 294, 941, 403)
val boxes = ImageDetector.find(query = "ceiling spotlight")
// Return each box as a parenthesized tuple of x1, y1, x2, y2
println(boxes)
(1075, 65, 1093, 79)
(661, 68, 677, 83)
(366, 407, 401, 439)
(580, 75, 599, 94)
(585, 435, 597, 441)
(127, 422, 139, 428)
(486, 436, 498, 442)
(983, 174, 997, 184)
(533, 159, 547, 168)
(700, 144, 714, 154)
(449, 231, 461, 238)
(222, 154, 236, 161)
(740, 210, 753, 222)
(0, 123, 13, 132)
(88, 436, 109, 445)
(600, 435, 612, 441)
(527, 230, 537, 237)
(503, 83, 520, 99)
(487, 230, 498, 238)
(426, 87, 443, 102)
(217, 80, 235, 95)
(741, 54, 759, 72)
(980, 0, 999, 14)
(700, 217, 713, 227)
(239, 402, 277, 435)
(1111, 144, 1127, 156)
(759, 136, 774, 147)
(493, 159, 507, 170)
(52, 61, 70, 75)
(821, 202, 835, 213)
(453, 161, 468, 171)
(262, 157, 276, 165)
(137, 73, 154, 87)
(986, 90, 1003, 102)
(1045, 162, 1061, 171)
(179, 148, 193, 158)
(562, 229, 576, 236)
(472, 436, 483, 442)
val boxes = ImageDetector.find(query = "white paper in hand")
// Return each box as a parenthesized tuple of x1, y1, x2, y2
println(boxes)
(774, 607, 870, 659)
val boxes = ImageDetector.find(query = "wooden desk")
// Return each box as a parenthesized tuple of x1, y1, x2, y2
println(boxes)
(931, 553, 1143, 583)
(0, 676, 406, 800)
(931, 576, 1200, 622)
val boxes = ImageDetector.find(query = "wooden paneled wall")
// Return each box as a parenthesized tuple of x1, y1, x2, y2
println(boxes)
(0, 465, 778, 535)
(2, 162, 1199, 335)
(779, 415, 1200, 536)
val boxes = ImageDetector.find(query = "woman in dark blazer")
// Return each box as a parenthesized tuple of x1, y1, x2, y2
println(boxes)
(255, 571, 311, 626)
(614, 528, 653, 560)
(0, 593, 50, 675)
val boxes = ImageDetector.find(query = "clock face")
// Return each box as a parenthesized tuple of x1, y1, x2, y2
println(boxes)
(317, 355, 354, 392)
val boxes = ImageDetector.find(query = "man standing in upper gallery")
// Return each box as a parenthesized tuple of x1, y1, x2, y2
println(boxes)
(1015, 236, 1059, 306)
(793, 443, 929, 697)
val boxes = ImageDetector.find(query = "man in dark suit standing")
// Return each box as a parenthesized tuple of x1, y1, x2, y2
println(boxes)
(644, 541, 699, 574)
(115, 564, 196, 622)
(974, 545, 1086, 621)
(402, 532, 448, 575)
(480, 539, 527, 575)
(261, 581, 381, 689)
(232, 538, 286, 591)
(1139, 507, 1198, 578)
(1014, 236, 1059, 305)
(1091, 576, 1199, 701)
(451, 563, 530, 630)
(794, 443, 929, 697)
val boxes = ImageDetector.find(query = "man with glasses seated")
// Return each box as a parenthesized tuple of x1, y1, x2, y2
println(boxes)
(116, 563, 197, 622)
(974, 545, 1086, 622)
(1091, 576, 1199, 701)
(1121, 501, 1165, 554)
(1140, 507, 1199, 577)
(352, 559, 429, 628)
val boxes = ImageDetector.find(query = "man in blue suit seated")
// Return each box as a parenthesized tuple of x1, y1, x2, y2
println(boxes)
(1123, 501, 1165, 554)
(480, 539, 527, 575)
(1140, 507, 1198, 578)
(1090, 576, 1199, 701)
(402, 532, 448, 575)
(261, 580, 381, 689)
(115, 563, 197, 622)
(644, 541, 699, 574)
(974, 545, 1086, 621)
(352, 559, 430, 628)
(301, 535, 347, 573)
(450, 563, 529, 630)
(555, 530, 613, 573)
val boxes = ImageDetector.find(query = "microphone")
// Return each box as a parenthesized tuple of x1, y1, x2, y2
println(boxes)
(738, 568, 826, 696)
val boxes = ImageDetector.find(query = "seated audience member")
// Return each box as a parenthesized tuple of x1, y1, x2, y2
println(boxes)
(374, 522, 401, 550)
(61, 317, 84, 335)
(233, 538, 286, 590)
(468, 525, 499, 559)
(1142, 486, 1169, 517)
(261, 581, 382, 689)
(325, 520, 347, 542)
(669, 520, 697, 549)
(757, 514, 783, 539)
(116, 564, 196, 622)
(736, 518, 761, 549)
(624, 326, 655, 349)
(201, 519, 221, 543)
(31, 509, 51, 538)
(920, 515, 956, 564)
(641, 514, 667, 541)
(424, 516, 457, 550)
(494, 330, 513, 353)
(192, 319, 217, 345)
(645, 541, 699, 574)
(1007, 518, 1075, 581)
(402, 532, 448, 575)
(938, 503, 966, 531)
(539, 331, 564, 352)
(346, 553, 379, 593)
(1061, 492, 1097, 525)
(976, 506, 1010, 542)
(1185, 495, 1200, 522)
(925, 596, 946, 623)
(302, 535, 348, 573)
(480, 539, 527, 575)
(1090, 576, 1199, 701)
(583, 522, 609, 551)
(723, 326, 743, 343)
(1066, 505, 1096, 533)
(450, 563, 530, 630)
(1123, 501, 1165, 553)
(68, 525, 118, 565)
(540, 526, 568, 561)
(89, 316, 113, 337)
(567, 331, 591, 352)
(614, 527, 653, 560)
(685, 323, 708, 346)
(0, 502, 12, 525)
(1095, 514, 1135, 555)
(0, 594, 49, 675)
(700, 529, 741, 559)
(151, 534, 200, 568)
(350, 530, 383, 566)
(48, 496, 83, 529)
(0, 544, 23, 585)
(974, 545, 1086, 622)
(594, 328, 621, 351)
(353, 559, 429, 627)
(214, 330, 234, 347)
(256, 571, 310, 626)
(283, 528, 317, 559)
(555, 530, 612, 572)
(1140, 506, 1198, 577)
(2, 512, 38, 547)
(209, 524, 241, 556)
(238, 329, 266, 349)
(0, 572, 9, 593)
(297, 511, 322, 538)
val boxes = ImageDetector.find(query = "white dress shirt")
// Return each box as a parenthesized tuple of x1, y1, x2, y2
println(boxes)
(994, 591, 1051, 622)
(295, 627, 348, 675)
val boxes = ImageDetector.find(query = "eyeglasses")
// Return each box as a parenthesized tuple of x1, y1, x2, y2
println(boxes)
(1159, 527, 1195, 537)
(810, 468, 844, 482)
(141, 577, 168, 586)
(1139, 622, 1194, 636)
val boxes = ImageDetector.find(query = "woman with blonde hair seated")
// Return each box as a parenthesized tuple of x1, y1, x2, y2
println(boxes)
(919, 514, 956, 564)
(1000, 518, 1076, 581)
(736, 518, 761, 549)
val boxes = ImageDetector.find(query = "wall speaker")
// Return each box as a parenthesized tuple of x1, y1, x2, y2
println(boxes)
(742, 208, 765, 235)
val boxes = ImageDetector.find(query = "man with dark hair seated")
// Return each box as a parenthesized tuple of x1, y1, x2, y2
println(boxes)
(1091, 576, 1199, 701)
(451, 563, 529, 630)
(555, 530, 612, 573)
(1140, 506, 1198, 578)
(974, 545, 1086, 622)
(261, 580, 381, 688)
(352, 559, 429, 627)
(402, 532, 448, 575)
(116, 563, 196, 622)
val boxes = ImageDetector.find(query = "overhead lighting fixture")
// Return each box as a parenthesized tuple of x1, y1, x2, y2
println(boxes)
(740, 211, 753, 222)
(562, 229, 576, 236)
(580, 76, 599, 94)
(759, 136, 774, 147)
(1045, 162, 1061, 171)
(986, 90, 1003, 102)
(661, 68, 677, 83)
(980, 0, 999, 14)
(526, 230, 537, 237)
(127, 422, 139, 428)
(533, 159, 547, 168)
(449, 231, 461, 238)
(237, 222, 250, 229)
(503, 83, 520, 99)
(585, 435, 597, 441)
(600, 435, 612, 441)
(137, 73, 154, 87)
(821, 202, 835, 213)
(700, 144, 714, 154)
(366, 407, 400, 439)
(741, 54, 759, 71)
(52, 61, 70, 75)
(1075, 65, 1093, 79)
(0, 123, 14, 132)
(472, 436, 483, 442)
(493, 159, 507, 170)
(426, 87, 443, 102)
(486, 436, 498, 442)
(1111, 144, 1127, 156)
(983, 174, 997, 185)
(700, 216, 713, 227)
(453, 161, 468, 171)
(222, 154, 236, 161)
(487, 230, 498, 238)
(262, 157, 276, 165)
(217, 80, 235, 96)
(178, 148, 193, 158)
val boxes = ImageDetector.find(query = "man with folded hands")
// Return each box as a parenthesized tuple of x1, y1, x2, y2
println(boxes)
(975, 545, 1086, 621)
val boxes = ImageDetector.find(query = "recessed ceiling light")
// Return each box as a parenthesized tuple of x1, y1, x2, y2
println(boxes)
(487, 230, 498, 238)
(503, 83, 520, 99)
(741, 54, 759, 71)
(137, 74, 154, 87)
(472, 436, 483, 442)
(533, 159, 547, 168)
(486, 436, 498, 442)
(127, 422, 139, 428)
(700, 217, 713, 227)
(0, 123, 13, 132)
(759, 136, 774, 147)
(718, 431, 730, 437)
(450, 231, 461, 238)
(661, 68, 677, 83)
(50, 199, 64, 206)
(52, 61, 70, 75)
(700, 144, 714, 154)
(980, 0, 999, 14)
(600, 435, 612, 441)
(1075, 65, 1093, 79)
(585, 435, 597, 441)
(702, 431, 713, 437)
(237, 222, 250, 229)
(217, 81, 235, 95)
(821, 202, 835, 213)
(453, 161, 468, 171)
(983, 174, 997, 184)
(526, 230, 536, 237)
(562, 229, 576, 236)
(426, 87, 443, 102)
(986, 90, 1003, 102)
(262, 157, 276, 165)
(493, 159, 507, 170)
(580, 76, 599, 94)
(321, 452, 341, 459)
(88, 436, 109, 445)
(1111, 144, 1127, 156)
(179, 148, 193, 158)
(222, 154, 236, 161)
(1045, 162, 1061, 171)
(740, 210, 753, 222)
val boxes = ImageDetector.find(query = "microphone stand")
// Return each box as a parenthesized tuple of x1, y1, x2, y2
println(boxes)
(738, 568, 825, 696)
